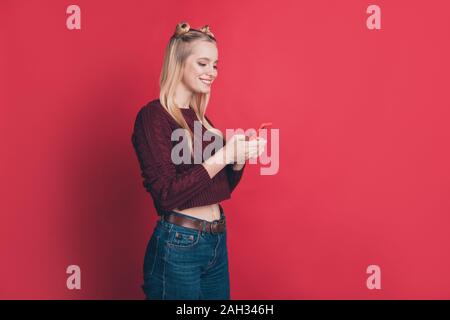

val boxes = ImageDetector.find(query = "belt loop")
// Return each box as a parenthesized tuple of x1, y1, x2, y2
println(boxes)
(201, 220, 206, 234)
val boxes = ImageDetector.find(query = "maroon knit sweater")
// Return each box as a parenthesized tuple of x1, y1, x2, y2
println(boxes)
(131, 99, 245, 215)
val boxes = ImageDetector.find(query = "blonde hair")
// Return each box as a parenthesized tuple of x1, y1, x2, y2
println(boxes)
(159, 22, 223, 155)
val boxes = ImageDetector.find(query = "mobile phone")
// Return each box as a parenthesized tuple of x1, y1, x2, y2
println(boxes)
(258, 122, 273, 131)
(249, 122, 273, 140)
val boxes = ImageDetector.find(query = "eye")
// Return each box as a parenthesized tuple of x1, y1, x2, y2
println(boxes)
(198, 62, 218, 70)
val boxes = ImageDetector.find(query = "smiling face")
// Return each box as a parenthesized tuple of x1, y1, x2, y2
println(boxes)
(181, 40, 218, 94)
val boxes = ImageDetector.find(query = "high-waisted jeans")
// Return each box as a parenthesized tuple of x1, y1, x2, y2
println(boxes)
(141, 205, 230, 300)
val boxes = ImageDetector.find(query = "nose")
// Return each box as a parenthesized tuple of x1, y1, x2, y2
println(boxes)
(208, 66, 217, 78)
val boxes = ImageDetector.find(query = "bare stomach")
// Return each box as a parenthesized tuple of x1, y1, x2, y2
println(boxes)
(172, 203, 222, 222)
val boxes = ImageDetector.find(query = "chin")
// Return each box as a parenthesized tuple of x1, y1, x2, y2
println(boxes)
(195, 87, 211, 94)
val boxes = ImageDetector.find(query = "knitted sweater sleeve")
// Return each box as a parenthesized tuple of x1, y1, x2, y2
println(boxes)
(225, 162, 246, 193)
(131, 105, 214, 211)
(204, 114, 246, 193)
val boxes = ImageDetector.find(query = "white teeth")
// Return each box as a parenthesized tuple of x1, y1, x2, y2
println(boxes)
(200, 78, 212, 85)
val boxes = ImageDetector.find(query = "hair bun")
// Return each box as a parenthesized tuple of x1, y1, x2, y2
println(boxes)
(200, 25, 215, 38)
(174, 22, 190, 37)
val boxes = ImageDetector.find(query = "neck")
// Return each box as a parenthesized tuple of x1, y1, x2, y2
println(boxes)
(174, 82, 193, 109)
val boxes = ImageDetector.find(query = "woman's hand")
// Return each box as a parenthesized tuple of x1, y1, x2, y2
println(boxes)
(225, 134, 267, 165)
(248, 137, 267, 160)
(202, 135, 267, 179)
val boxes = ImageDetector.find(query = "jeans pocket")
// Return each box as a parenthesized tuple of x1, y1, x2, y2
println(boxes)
(166, 225, 201, 249)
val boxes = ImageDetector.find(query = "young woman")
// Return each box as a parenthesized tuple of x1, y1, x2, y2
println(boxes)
(131, 22, 266, 300)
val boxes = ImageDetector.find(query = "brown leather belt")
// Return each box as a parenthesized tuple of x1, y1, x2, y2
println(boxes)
(161, 213, 226, 234)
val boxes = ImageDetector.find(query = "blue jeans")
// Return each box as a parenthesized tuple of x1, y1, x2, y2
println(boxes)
(141, 206, 230, 300)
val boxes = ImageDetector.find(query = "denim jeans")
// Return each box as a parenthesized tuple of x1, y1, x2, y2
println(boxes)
(141, 206, 230, 300)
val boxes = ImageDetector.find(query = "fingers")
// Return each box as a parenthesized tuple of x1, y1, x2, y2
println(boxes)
(247, 138, 267, 151)
(247, 139, 264, 147)
(232, 134, 247, 141)
(230, 135, 267, 162)
(246, 137, 267, 159)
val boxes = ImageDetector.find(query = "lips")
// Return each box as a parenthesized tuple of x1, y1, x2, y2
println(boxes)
(199, 78, 213, 86)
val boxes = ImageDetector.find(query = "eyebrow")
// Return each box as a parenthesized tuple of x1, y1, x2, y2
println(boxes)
(198, 57, 218, 63)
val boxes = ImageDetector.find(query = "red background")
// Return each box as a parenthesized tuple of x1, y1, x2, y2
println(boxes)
(1, 0, 450, 299)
